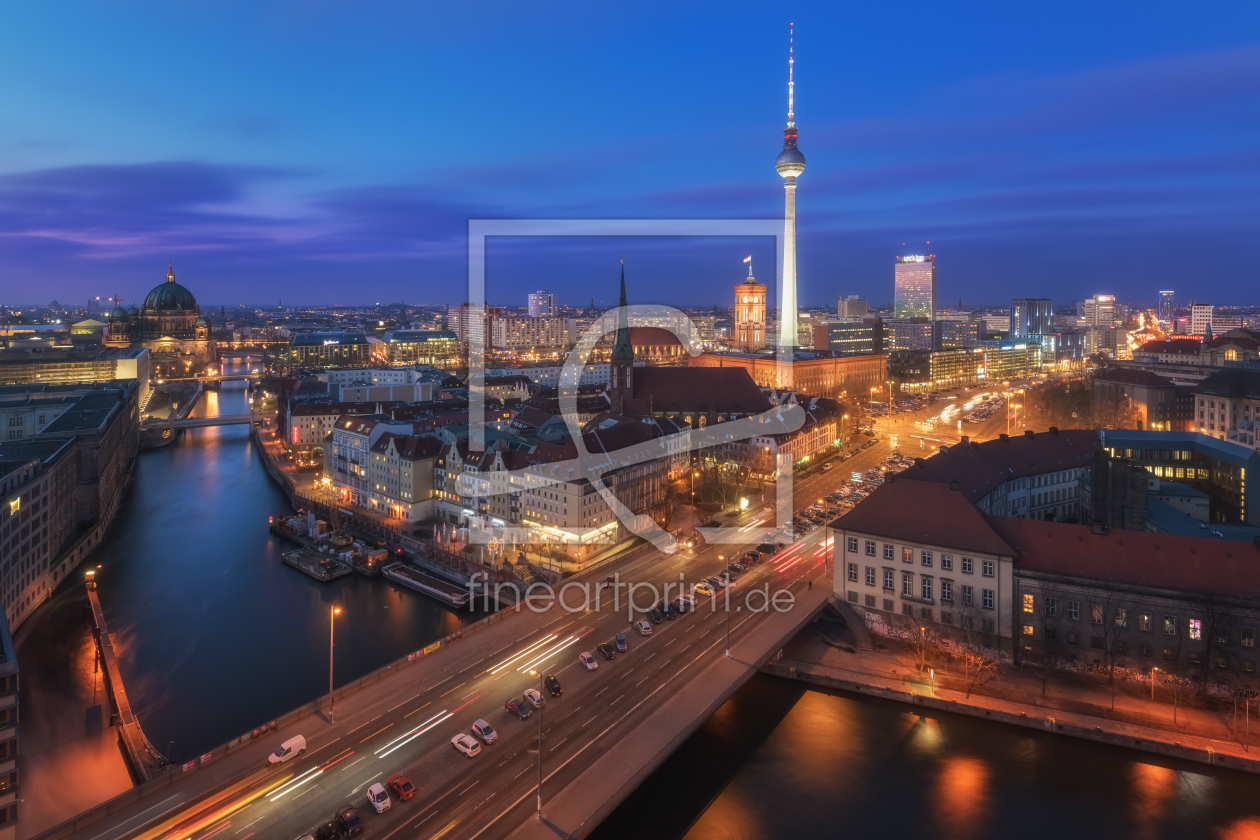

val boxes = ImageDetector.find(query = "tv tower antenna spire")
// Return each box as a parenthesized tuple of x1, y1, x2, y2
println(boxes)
(787, 23, 796, 128)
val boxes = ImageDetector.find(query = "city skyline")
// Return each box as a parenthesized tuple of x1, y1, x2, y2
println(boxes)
(0, 2, 1257, 306)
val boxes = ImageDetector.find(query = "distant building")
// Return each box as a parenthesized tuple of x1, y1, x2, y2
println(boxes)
(838, 296, 869, 318)
(733, 270, 768, 352)
(1081, 294, 1117, 326)
(1009, 299, 1054, 340)
(1194, 368, 1260, 450)
(287, 332, 375, 369)
(1093, 368, 1195, 432)
(103, 265, 216, 376)
(1190, 303, 1214, 335)
(381, 330, 459, 368)
(889, 345, 1042, 391)
(491, 317, 574, 350)
(812, 319, 884, 356)
(527, 291, 558, 318)
(367, 433, 443, 522)
(894, 255, 936, 320)
(1158, 291, 1174, 324)
(885, 319, 936, 352)
(0, 348, 150, 407)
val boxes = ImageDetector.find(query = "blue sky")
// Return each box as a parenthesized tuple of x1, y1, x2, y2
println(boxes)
(1, 1, 1257, 309)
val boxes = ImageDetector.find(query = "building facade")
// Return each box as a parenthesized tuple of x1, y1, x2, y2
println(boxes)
(287, 333, 375, 369)
(102, 265, 216, 377)
(894, 255, 936, 320)
(527, 291, 558, 318)
(734, 274, 768, 352)
(1010, 299, 1054, 340)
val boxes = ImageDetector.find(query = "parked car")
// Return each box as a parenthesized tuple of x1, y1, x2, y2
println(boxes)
(596, 642, 617, 660)
(313, 820, 338, 840)
(386, 775, 416, 801)
(615, 632, 628, 653)
(661, 602, 678, 619)
(505, 698, 532, 719)
(472, 718, 498, 744)
(524, 688, 545, 709)
(647, 608, 664, 624)
(268, 734, 306, 765)
(451, 733, 481, 758)
(366, 783, 391, 814)
(694, 582, 714, 597)
(335, 805, 363, 837)
(579, 651, 599, 670)
(637, 620, 652, 636)
(545, 674, 563, 696)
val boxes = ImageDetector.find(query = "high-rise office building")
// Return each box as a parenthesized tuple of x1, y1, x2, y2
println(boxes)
(527, 291, 558, 318)
(774, 25, 805, 349)
(1190, 303, 1214, 335)
(894, 255, 936, 320)
(1158, 291, 1174, 325)
(838, 296, 868, 318)
(1081, 294, 1116, 326)
(1010, 298, 1054, 340)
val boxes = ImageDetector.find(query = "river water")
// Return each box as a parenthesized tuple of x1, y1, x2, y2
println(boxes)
(21, 365, 1260, 839)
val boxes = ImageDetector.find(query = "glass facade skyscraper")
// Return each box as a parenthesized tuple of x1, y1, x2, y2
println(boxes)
(1010, 298, 1054, 339)
(894, 255, 936, 319)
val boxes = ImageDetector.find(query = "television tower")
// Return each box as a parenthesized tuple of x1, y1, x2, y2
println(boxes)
(775, 23, 805, 350)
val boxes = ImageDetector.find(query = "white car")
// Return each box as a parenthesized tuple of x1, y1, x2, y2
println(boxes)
(451, 733, 481, 758)
(366, 782, 391, 814)
(472, 718, 497, 744)
(579, 651, 598, 670)
(267, 734, 306, 765)
(523, 688, 545, 709)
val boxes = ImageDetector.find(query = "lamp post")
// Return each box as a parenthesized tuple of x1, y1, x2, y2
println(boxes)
(529, 668, 543, 819)
(329, 606, 341, 724)
(1150, 666, 1158, 700)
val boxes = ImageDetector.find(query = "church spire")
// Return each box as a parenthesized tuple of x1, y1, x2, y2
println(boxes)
(611, 256, 633, 362)
(166, 263, 175, 283)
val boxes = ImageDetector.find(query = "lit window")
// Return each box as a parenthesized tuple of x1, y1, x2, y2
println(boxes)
(1189, 618, 1201, 641)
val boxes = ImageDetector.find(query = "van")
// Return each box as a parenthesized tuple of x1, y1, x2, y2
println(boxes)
(637, 620, 652, 636)
(267, 734, 306, 764)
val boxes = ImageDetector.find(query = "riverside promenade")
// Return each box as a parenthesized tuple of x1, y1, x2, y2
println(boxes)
(767, 625, 1260, 775)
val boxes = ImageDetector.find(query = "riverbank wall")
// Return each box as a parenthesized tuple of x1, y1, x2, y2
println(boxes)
(764, 651, 1260, 776)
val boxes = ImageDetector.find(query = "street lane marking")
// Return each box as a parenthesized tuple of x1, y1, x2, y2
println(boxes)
(294, 785, 319, 800)
(612, 694, 624, 705)
(347, 714, 383, 735)
(636, 674, 651, 686)
(459, 659, 484, 674)
(387, 695, 414, 713)
(595, 687, 608, 697)
(583, 715, 597, 727)
(404, 701, 431, 718)
(351, 772, 382, 794)
(359, 724, 392, 743)
(440, 682, 465, 697)
(551, 737, 567, 751)
(426, 677, 452, 691)
(88, 794, 181, 840)
(458, 779, 481, 796)
(514, 765, 531, 778)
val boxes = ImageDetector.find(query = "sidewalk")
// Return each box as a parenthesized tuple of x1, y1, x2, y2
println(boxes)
(768, 628, 1260, 773)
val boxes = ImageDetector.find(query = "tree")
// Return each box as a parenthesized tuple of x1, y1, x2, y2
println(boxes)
(1018, 584, 1074, 698)
(951, 603, 1003, 695)
(1085, 586, 1146, 710)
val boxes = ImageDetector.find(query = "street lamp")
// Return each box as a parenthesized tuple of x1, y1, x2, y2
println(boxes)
(529, 668, 544, 819)
(329, 606, 342, 723)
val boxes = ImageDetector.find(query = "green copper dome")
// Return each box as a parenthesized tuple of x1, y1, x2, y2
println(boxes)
(143, 265, 199, 312)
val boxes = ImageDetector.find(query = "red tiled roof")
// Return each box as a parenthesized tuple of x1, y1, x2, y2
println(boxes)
(1206, 336, 1258, 351)
(899, 428, 1096, 502)
(1095, 368, 1175, 388)
(369, 432, 443, 460)
(630, 327, 684, 347)
(987, 517, 1260, 600)
(1138, 339, 1201, 355)
(625, 367, 771, 415)
(831, 478, 1016, 557)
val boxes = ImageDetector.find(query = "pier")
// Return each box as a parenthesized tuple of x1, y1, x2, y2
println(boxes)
(280, 548, 354, 582)
(85, 574, 165, 782)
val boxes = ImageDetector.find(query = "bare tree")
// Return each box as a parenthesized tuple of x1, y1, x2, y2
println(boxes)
(951, 603, 1002, 695)
(1019, 584, 1074, 698)
(1085, 586, 1145, 710)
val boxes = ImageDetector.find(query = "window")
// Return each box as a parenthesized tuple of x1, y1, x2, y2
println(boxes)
(941, 553, 953, 571)
(1244, 661, 1255, 674)
(847, 590, 859, 603)
(847, 563, 858, 582)
(865, 567, 876, 586)
(1213, 656, 1227, 669)
(962, 585, 974, 606)
(883, 599, 894, 612)
(883, 569, 894, 590)
(865, 540, 876, 556)
(1164, 615, 1177, 636)
(883, 543, 894, 560)
(1089, 604, 1103, 625)
(920, 607, 933, 620)
(942, 611, 953, 625)
(865, 594, 876, 607)
(981, 619, 995, 633)
(1022, 593, 1034, 613)
(921, 578, 933, 601)
(1044, 597, 1057, 617)
(1163, 648, 1176, 660)
(1067, 632, 1079, 645)
(1244, 627, 1255, 648)
(982, 589, 994, 610)
(1189, 619, 1201, 641)
(921, 550, 932, 567)
(902, 603, 915, 616)
(1091, 636, 1104, 650)
(982, 560, 994, 577)
(1068, 601, 1080, 621)
(1139, 612, 1151, 632)
(1023, 625, 1034, 637)
(961, 557, 974, 574)
(941, 581, 952, 602)
(1114, 608, 1128, 628)
(847, 537, 858, 553)
(902, 547, 913, 563)
(902, 573, 912, 597)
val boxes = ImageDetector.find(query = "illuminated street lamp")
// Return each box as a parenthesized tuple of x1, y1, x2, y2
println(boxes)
(328, 606, 342, 723)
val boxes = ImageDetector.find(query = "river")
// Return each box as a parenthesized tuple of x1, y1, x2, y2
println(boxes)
(18, 365, 1260, 839)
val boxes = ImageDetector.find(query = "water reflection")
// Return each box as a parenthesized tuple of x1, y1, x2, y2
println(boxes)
(934, 756, 991, 840)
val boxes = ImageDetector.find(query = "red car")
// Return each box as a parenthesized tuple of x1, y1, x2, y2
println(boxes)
(387, 774, 416, 801)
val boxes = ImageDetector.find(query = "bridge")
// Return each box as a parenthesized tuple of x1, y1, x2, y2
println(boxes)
(140, 413, 254, 431)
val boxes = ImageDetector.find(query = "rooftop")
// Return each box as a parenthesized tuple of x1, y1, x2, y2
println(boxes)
(1099, 428, 1260, 471)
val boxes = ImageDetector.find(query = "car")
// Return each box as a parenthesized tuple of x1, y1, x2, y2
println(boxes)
(524, 688, 545, 708)
(545, 674, 563, 696)
(729, 562, 747, 572)
(596, 642, 617, 660)
(472, 718, 498, 744)
(719, 571, 736, 583)
(268, 734, 306, 765)
(647, 608, 663, 624)
(679, 593, 696, 608)
(694, 582, 714, 597)
(615, 632, 628, 653)
(296, 834, 315, 840)
(335, 805, 363, 837)
(386, 775, 416, 801)
(637, 620, 652, 636)
(451, 733, 481, 758)
(579, 651, 599, 670)
(661, 602, 677, 619)
(366, 783, 391, 814)
(313, 820, 338, 840)
(505, 698, 532, 719)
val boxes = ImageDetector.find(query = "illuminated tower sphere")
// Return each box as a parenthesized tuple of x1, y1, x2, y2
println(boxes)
(776, 24, 804, 350)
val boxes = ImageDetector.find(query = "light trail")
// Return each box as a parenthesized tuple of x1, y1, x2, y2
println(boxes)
(376, 711, 455, 759)
(489, 634, 558, 673)
(268, 750, 355, 802)
(517, 636, 580, 673)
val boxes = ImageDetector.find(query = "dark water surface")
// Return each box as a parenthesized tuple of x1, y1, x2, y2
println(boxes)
(594, 674, 1260, 840)
(93, 369, 473, 761)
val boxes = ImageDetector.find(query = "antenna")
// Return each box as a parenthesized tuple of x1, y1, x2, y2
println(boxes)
(787, 23, 795, 128)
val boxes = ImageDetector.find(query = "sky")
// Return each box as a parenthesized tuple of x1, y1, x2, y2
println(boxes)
(1, 1, 1258, 310)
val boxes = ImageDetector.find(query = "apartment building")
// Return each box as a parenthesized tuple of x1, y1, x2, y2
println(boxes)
(367, 433, 443, 522)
